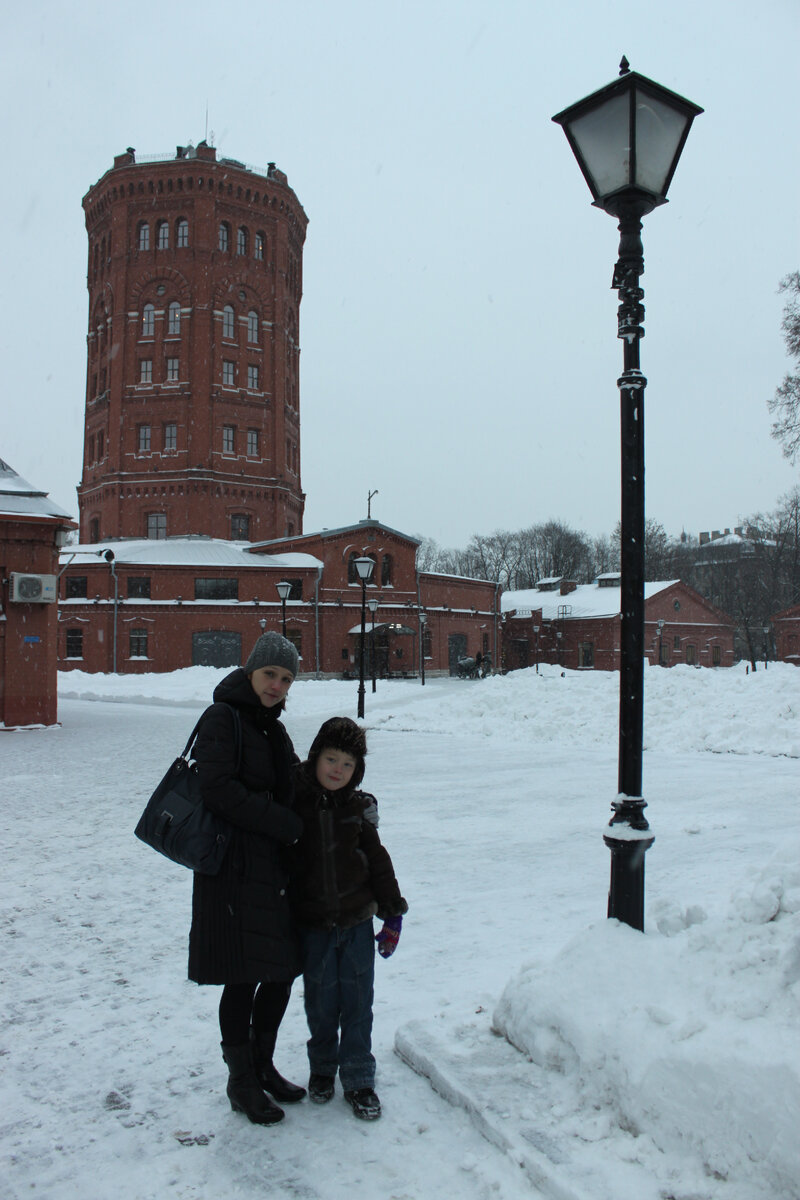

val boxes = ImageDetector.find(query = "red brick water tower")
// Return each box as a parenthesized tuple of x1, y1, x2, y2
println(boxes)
(78, 143, 307, 545)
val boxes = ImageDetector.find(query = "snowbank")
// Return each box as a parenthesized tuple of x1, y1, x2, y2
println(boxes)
(493, 843, 800, 1197)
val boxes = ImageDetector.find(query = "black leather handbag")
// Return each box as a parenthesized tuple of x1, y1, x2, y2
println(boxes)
(134, 705, 241, 874)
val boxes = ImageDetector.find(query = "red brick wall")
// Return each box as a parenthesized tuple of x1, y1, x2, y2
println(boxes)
(1, 518, 66, 725)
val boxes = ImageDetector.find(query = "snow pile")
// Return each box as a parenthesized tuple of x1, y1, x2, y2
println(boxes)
(493, 844, 800, 1198)
(58, 659, 800, 758)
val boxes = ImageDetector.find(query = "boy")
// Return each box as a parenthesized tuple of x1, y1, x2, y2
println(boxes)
(292, 717, 407, 1120)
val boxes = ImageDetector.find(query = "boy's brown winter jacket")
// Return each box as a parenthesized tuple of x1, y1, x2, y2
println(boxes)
(291, 761, 407, 931)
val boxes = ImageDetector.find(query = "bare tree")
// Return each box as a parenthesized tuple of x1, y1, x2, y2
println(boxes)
(768, 271, 800, 461)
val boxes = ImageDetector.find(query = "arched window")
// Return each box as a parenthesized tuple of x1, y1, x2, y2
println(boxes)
(254, 231, 265, 260)
(142, 303, 155, 337)
(381, 554, 393, 586)
(176, 218, 189, 248)
(222, 305, 235, 339)
(347, 552, 360, 584)
(237, 226, 248, 255)
(156, 220, 169, 249)
(218, 222, 230, 251)
(247, 310, 259, 343)
(167, 302, 181, 335)
(137, 222, 149, 250)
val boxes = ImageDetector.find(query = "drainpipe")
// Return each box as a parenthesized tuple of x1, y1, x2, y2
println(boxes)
(314, 565, 323, 678)
(105, 550, 118, 674)
(494, 581, 501, 667)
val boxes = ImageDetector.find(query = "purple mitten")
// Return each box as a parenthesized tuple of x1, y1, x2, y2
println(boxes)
(375, 915, 403, 958)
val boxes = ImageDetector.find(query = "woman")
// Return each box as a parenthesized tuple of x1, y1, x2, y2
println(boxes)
(189, 631, 305, 1126)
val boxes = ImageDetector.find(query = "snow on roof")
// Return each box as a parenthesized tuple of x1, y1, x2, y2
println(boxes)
(502, 579, 679, 620)
(0, 456, 73, 521)
(61, 538, 322, 570)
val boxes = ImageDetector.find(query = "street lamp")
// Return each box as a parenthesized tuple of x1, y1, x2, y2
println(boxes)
(533, 624, 540, 674)
(553, 60, 702, 931)
(657, 618, 665, 666)
(275, 580, 292, 637)
(419, 611, 427, 686)
(354, 557, 375, 718)
(368, 596, 379, 692)
(763, 626, 770, 670)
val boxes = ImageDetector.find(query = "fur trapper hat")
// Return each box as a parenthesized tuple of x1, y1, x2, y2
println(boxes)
(308, 717, 367, 788)
(243, 631, 299, 678)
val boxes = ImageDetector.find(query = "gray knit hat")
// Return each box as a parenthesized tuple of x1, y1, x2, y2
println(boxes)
(243, 631, 299, 677)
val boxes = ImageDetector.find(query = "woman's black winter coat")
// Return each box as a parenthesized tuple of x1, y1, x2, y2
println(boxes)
(188, 668, 302, 985)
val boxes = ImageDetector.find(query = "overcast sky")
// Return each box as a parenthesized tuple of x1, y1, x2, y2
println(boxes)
(3, 0, 798, 548)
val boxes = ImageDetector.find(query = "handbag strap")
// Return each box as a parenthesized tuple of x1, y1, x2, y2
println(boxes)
(182, 703, 242, 774)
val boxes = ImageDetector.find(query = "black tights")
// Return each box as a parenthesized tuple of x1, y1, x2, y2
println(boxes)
(219, 981, 292, 1047)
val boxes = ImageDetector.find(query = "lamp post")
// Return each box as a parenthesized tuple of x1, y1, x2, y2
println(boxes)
(657, 618, 665, 666)
(275, 580, 292, 637)
(354, 557, 375, 718)
(533, 624, 540, 674)
(419, 611, 427, 686)
(763, 626, 770, 670)
(368, 596, 379, 692)
(553, 60, 702, 931)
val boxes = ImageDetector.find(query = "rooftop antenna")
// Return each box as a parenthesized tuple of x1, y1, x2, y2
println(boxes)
(204, 101, 208, 142)
(367, 489, 379, 519)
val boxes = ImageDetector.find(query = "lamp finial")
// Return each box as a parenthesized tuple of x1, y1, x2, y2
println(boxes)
(619, 56, 630, 76)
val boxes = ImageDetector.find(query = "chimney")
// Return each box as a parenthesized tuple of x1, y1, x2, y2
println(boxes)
(560, 580, 578, 595)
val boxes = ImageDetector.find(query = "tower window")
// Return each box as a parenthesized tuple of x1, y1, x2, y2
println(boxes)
(156, 220, 169, 249)
(176, 218, 189, 247)
(247, 365, 259, 390)
(247, 429, 259, 456)
(142, 304, 155, 337)
(140, 359, 153, 383)
(219, 222, 230, 252)
(137, 424, 151, 452)
(164, 422, 177, 451)
(222, 360, 235, 386)
(254, 231, 265, 260)
(231, 513, 250, 540)
(237, 226, 248, 255)
(167, 301, 181, 335)
(247, 310, 259, 343)
(137, 222, 150, 250)
(147, 513, 166, 540)
(166, 357, 179, 381)
(222, 305, 235, 338)
(222, 425, 235, 453)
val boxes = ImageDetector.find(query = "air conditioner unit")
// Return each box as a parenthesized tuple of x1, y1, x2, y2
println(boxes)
(9, 573, 57, 603)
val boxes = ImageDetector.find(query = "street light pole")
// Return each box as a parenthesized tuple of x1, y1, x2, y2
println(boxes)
(354, 557, 375, 718)
(368, 596, 379, 692)
(554, 60, 702, 931)
(419, 611, 427, 686)
(275, 580, 292, 638)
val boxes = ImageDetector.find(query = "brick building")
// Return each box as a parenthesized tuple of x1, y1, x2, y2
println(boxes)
(60, 144, 495, 676)
(771, 603, 800, 665)
(501, 575, 736, 671)
(79, 143, 305, 546)
(58, 522, 498, 677)
(1, 458, 76, 726)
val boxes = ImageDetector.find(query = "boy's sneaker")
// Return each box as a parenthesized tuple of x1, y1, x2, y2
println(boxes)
(344, 1087, 382, 1120)
(308, 1074, 335, 1104)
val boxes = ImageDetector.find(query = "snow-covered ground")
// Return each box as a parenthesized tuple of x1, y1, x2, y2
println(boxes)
(2, 662, 798, 1199)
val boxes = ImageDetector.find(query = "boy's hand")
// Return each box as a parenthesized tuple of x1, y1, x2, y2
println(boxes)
(375, 916, 402, 958)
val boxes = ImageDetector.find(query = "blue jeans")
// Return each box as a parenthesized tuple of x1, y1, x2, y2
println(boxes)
(301, 921, 375, 1091)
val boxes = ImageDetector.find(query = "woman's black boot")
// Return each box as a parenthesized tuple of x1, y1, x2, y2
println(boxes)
(251, 1031, 307, 1103)
(221, 1043, 285, 1125)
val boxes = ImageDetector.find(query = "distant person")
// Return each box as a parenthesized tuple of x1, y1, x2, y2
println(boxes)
(292, 718, 407, 1120)
(188, 632, 306, 1126)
